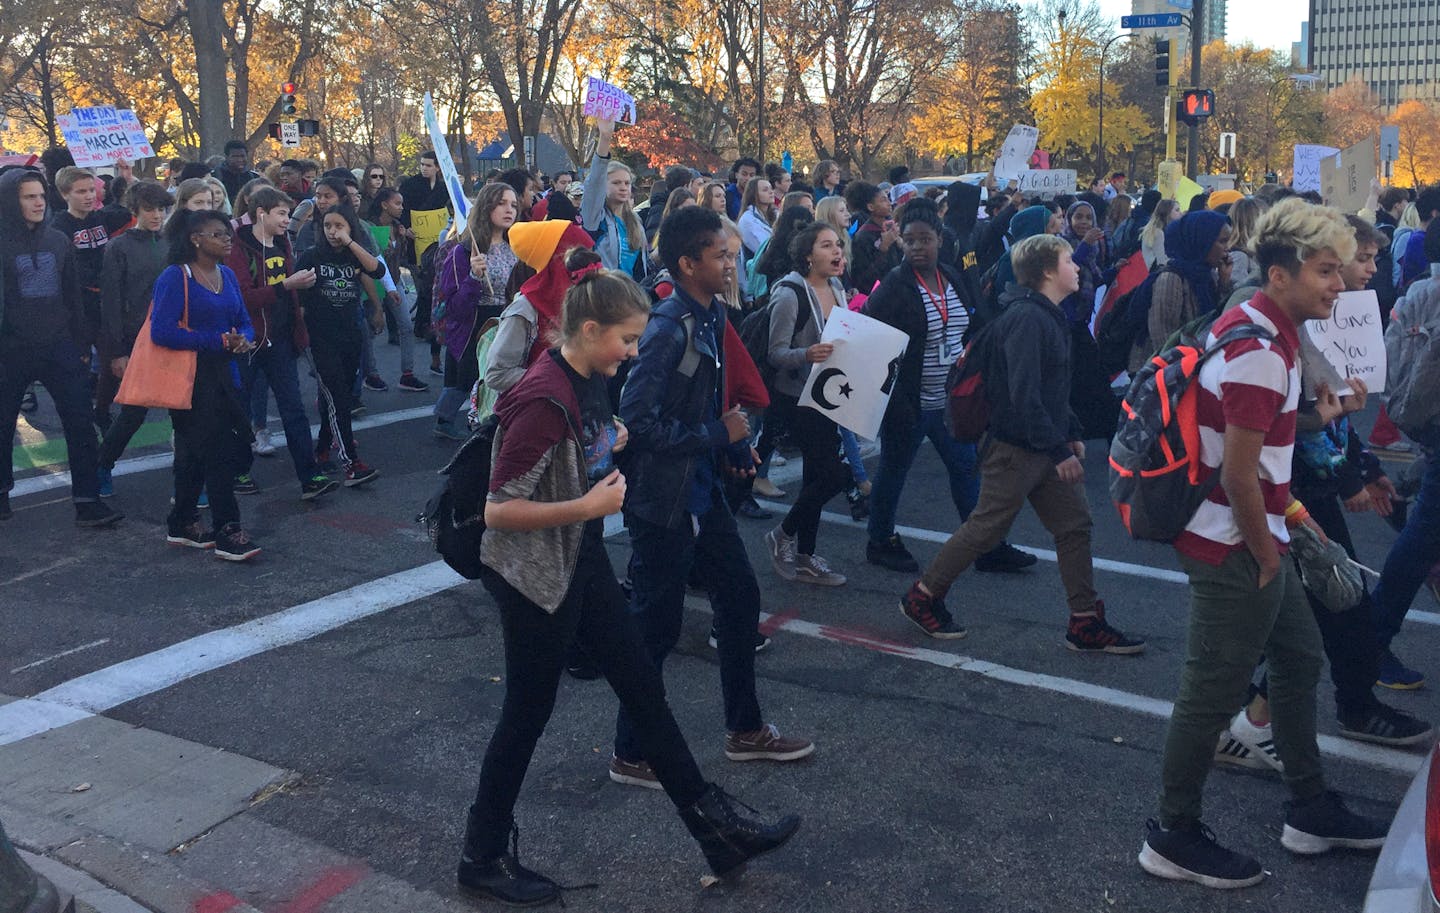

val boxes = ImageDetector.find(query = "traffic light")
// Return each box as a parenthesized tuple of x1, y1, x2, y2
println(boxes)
(1154, 39, 1170, 86)
(280, 82, 298, 116)
(1178, 89, 1215, 125)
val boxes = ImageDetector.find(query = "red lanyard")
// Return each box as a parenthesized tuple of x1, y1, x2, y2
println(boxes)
(914, 268, 948, 326)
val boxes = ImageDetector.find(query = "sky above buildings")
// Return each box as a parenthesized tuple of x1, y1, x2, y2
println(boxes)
(1096, 0, 1308, 51)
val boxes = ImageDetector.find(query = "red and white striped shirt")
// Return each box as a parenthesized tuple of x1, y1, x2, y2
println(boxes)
(1173, 292, 1301, 565)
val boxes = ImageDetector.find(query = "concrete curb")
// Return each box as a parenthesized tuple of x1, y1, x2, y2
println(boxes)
(4, 804, 264, 913)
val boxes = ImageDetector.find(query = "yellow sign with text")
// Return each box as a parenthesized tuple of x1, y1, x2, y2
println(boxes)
(411, 208, 449, 257)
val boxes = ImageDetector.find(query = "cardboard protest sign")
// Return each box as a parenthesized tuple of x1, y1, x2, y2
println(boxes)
(1157, 161, 1181, 202)
(1176, 176, 1205, 210)
(1320, 137, 1377, 214)
(410, 208, 450, 258)
(1306, 290, 1386, 394)
(58, 107, 155, 167)
(797, 308, 910, 439)
(583, 77, 637, 125)
(1017, 169, 1077, 199)
(422, 92, 470, 221)
(994, 124, 1040, 183)
(1292, 144, 1340, 194)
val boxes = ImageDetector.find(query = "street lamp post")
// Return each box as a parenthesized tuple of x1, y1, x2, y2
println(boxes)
(1098, 32, 1139, 177)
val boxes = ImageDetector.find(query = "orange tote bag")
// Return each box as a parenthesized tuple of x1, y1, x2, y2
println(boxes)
(115, 266, 198, 411)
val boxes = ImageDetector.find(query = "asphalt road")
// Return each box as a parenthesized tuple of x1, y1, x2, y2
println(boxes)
(2, 357, 1435, 913)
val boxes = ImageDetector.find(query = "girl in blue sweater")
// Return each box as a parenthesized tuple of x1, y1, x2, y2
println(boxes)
(151, 210, 259, 560)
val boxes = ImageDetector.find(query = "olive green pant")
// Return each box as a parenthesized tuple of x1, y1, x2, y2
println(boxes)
(1158, 550, 1327, 828)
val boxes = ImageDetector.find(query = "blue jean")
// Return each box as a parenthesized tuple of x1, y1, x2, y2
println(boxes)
(867, 407, 979, 544)
(840, 428, 869, 484)
(1372, 451, 1440, 652)
(236, 337, 319, 484)
(249, 372, 270, 429)
(615, 492, 765, 762)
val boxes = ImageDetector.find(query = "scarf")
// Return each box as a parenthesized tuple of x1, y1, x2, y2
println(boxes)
(1163, 210, 1229, 318)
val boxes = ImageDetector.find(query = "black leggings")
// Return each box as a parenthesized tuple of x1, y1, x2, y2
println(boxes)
(311, 325, 361, 465)
(465, 532, 709, 858)
(169, 356, 249, 530)
(777, 398, 851, 554)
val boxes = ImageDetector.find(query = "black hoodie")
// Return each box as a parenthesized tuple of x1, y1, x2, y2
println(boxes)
(0, 169, 82, 351)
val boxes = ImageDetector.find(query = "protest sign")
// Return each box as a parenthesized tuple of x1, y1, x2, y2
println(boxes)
(1176, 176, 1205, 210)
(1157, 160, 1181, 202)
(1306, 290, 1386, 394)
(583, 77, 637, 125)
(58, 107, 154, 167)
(797, 308, 910, 440)
(422, 92, 470, 221)
(994, 124, 1040, 183)
(1292, 144, 1340, 194)
(410, 208, 449, 258)
(1320, 136, 1377, 214)
(1017, 169, 1077, 199)
(369, 224, 392, 254)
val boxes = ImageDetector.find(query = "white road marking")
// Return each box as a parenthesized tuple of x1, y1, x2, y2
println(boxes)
(0, 551, 1422, 776)
(0, 555, 82, 585)
(0, 562, 463, 746)
(9, 638, 110, 674)
(11, 406, 435, 498)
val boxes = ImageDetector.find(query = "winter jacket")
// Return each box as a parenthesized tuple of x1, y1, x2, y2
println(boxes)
(398, 174, 452, 226)
(861, 261, 972, 436)
(223, 224, 309, 351)
(617, 287, 733, 529)
(99, 226, 167, 358)
(983, 284, 1082, 463)
(481, 351, 590, 612)
(211, 166, 261, 206)
(434, 240, 516, 362)
(0, 169, 83, 351)
(851, 220, 903, 295)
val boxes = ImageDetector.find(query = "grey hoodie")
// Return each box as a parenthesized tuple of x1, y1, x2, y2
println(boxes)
(0, 169, 82, 350)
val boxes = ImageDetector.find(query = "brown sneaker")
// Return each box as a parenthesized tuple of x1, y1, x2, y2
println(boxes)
(724, 723, 815, 762)
(609, 755, 663, 790)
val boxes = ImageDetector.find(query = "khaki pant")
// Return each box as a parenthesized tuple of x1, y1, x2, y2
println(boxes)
(920, 438, 1097, 614)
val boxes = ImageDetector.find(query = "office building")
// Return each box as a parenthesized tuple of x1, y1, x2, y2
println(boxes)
(1309, 0, 1440, 108)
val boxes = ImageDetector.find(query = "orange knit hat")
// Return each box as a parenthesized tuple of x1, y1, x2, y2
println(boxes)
(508, 219, 573, 273)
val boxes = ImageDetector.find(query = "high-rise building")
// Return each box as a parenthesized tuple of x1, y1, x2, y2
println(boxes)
(1291, 22, 1310, 71)
(1309, 0, 1440, 109)
(1128, 0, 1227, 69)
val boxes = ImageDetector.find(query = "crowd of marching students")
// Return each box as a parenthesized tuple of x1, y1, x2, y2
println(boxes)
(7, 129, 1440, 902)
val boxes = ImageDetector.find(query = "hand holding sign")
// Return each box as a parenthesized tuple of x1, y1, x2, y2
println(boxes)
(584, 77, 636, 125)
(797, 308, 910, 439)
(1305, 290, 1387, 395)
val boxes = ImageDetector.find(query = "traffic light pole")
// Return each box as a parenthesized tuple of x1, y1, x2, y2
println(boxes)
(0, 819, 63, 913)
(1185, 0, 1204, 178)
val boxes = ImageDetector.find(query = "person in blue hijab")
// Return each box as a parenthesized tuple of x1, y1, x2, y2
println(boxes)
(1122, 209, 1232, 372)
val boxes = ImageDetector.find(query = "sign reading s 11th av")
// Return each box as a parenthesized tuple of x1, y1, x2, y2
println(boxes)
(1121, 13, 1184, 28)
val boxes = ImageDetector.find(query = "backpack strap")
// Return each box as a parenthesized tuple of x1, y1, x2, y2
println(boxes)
(676, 312, 701, 378)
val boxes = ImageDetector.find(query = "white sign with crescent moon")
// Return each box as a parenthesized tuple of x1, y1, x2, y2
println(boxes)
(797, 307, 910, 439)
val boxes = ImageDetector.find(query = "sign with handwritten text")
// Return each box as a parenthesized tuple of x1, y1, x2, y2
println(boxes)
(583, 77, 637, 125)
(1306, 290, 1386, 393)
(994, 124, 1040, 183)
(1292, 144, 1340, 194)
(1017, 168, 1077, 199)
(57, 107, 154, 167)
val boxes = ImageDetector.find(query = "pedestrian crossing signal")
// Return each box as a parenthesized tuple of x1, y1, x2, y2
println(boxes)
(1178, 89, 1214, 125)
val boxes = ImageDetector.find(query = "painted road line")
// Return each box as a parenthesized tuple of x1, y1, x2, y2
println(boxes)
(9, 638, 110, 675)
(0, 562, 464, 746)
(11, 406, 435, 498)
(0, 550, 1420, 777)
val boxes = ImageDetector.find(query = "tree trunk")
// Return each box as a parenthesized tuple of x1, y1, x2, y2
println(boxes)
(189, 0, 231, 158)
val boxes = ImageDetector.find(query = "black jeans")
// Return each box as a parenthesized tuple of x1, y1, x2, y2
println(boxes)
(169, 355, 249, 530)
(1252, 475, 1380, 716)
(0, 338, 100, 501)
(467, 532, 709, 858)
(615, 493, 765, 762)
(98, 404, 150, 470)
(310, 323, 361, 466)
(778, 398, 851, 554)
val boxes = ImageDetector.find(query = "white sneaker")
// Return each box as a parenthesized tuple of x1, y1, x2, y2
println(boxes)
(1214, 729, 1270, 770)
(252, 428, 276, 456)
(766, 526, 797, 581)
(1225, 709, 1284, 772)
(770, 454, 787, 467)
(795, 553, 847, 586)
(753, 478, 786, 499)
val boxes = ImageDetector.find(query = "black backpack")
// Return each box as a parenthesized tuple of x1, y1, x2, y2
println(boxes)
(736, 278, 809, 388)
(419, 416, 499, 579)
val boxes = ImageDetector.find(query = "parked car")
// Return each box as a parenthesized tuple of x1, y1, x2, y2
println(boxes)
(1365, 744, 1440, 912)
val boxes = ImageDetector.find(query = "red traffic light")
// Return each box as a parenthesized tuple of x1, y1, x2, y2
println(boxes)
(280, 81, 298, 94)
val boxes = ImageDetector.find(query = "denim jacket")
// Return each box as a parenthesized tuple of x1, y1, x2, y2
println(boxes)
(618, 288, 732, 529)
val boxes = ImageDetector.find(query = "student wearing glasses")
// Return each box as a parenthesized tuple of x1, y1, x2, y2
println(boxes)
(361, 163, 388, 210)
